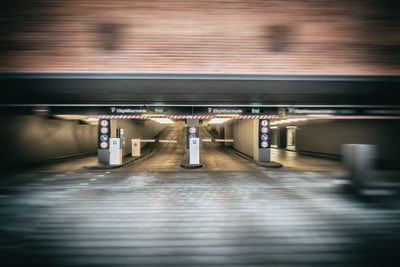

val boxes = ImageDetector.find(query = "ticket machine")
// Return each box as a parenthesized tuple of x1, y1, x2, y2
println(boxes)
(189, 137, 200, 165)
(109, 138, 122, 165)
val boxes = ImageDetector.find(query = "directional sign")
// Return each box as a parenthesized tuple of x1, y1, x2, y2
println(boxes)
(261, 134, 268, 141)
(100, 134, 109, 142)
(44, 105, 281, 116)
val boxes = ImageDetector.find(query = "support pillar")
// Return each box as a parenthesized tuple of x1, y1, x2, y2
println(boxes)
(98, 119, 111, 163)
(277, 126, 287, 149)
(224, 122, 233, 147)
(185, 119, 200, 162)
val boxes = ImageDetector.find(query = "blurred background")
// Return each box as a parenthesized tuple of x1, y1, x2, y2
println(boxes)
(0, 0, 399, 74)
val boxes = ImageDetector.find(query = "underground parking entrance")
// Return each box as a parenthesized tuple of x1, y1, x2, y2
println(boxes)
(2, 105, 400, 267)
(0, 105, 293, 172)
(60, 105, 285, 172)
(2, 104, 400, 174)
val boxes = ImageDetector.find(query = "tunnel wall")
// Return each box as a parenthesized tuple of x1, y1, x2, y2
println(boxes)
(113, 119, 167, 156)
(270, 128, 278, 146)
(0, 115, 98, 169)
(230, 119, 256, 158)
(0, 115, 167, 169)
(296, 119, 400, 164)
(205, 124, 223, 138)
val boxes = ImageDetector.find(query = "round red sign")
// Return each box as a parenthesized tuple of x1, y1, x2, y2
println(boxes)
(189, 127, 197, 134)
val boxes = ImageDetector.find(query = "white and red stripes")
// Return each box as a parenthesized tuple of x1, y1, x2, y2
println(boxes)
(97, 115, 144, 119)
(140, 139, 177, 143)
(95, 115, 278, 119)
(202, 139, 234, 143)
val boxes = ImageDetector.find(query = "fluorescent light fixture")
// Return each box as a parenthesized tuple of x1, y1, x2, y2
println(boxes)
(270, 117, 309, 125)
(216, 114, 240, 117)
(286, 126, 297, 128)
(270, 126, 278, 129)
(150, 118, 174, 124)
(208, 118, 232, 124)
(86, 117, 99, 121)
(53, 115, 88, 120)
(143, 114, 166, 118)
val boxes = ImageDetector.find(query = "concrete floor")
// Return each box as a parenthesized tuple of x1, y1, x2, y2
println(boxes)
(125, 125, 263, 172)
(1, 169, 400, 266)
(1, 125, 399, 266)
(271, 149, 343, 172)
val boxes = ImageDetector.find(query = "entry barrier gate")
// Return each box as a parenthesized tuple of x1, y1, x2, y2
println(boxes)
(131, 138, 233, 158)
(132, 139, 177, 157)
(202, 139, 234, 143)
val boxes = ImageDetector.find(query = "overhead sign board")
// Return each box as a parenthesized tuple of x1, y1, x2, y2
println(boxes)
(42, 106, 281, 116)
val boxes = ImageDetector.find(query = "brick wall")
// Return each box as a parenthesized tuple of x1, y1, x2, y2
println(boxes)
(1, 0, 399, 74)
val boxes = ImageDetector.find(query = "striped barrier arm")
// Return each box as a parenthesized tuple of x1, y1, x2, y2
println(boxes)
(140, 139, 177, 143)
(202, 139, 234, 143)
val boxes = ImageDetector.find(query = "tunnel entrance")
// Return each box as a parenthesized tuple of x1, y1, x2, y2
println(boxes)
(41, 105, 281, 170)
(4, 104, 399, 172)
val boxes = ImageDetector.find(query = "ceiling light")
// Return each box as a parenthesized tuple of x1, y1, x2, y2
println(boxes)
(86, 117, 99, 121)
(150, 118, 174, 124)
(208, 118, 232, 124)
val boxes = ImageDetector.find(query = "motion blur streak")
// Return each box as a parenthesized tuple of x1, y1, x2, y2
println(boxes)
(0, 0, 399, 74)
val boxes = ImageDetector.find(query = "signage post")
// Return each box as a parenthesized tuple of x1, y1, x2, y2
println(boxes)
(257, 119, 271, 162)
(189, 138, 200, 165)
(185, 119, 201, 166)
(98, 119, 111, 163)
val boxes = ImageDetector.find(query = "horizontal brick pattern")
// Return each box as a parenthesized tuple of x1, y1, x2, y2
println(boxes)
(1, 0, 399, 74)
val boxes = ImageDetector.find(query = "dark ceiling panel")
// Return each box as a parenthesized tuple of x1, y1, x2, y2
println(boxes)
(0, 73, 399, 105)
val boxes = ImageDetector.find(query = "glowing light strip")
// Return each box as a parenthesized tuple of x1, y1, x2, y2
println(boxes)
(150, 118, 174, 124)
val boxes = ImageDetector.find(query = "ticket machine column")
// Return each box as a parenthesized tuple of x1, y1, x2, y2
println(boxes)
(253, 119, 271, 162)
(186, 119, 201, 165)
(98, 119, 111, 163)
